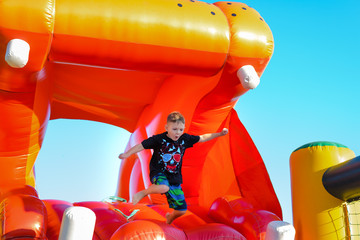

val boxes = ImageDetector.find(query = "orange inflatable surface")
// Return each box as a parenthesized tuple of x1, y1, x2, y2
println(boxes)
(0, 0, 281, 239)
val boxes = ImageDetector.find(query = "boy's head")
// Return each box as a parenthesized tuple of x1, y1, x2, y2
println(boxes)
(167, 111, 185, 124)
(166, 111, 185, 141)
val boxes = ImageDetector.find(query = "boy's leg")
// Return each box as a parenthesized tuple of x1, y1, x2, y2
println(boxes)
(132, 184, 169, 205)
(166, 210, 186, 224)
(164, 184, 187, 224)
(132, 173, 170, 205)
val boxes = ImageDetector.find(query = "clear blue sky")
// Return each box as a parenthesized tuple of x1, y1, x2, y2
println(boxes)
(35, 0, 360, 224)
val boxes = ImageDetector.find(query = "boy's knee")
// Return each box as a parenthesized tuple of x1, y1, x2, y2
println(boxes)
(160, 184, 170, 193)
(179, 210, 186, 215)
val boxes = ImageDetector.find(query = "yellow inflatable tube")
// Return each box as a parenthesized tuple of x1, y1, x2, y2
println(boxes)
(290, 141, 357, 240)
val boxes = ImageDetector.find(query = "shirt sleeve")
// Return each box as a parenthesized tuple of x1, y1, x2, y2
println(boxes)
(184, 134, 200, 148)
(141, 134, 161, 149)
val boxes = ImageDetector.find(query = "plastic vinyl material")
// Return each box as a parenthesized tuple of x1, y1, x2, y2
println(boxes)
(58, 206, 96, 240)
(237, 65, 260, 89)
(43, 200, 74, 240)
(5, 39, 31, 68)
(322, 155, 360, 201)
(0, 0, 282, 239)
(290, 142, 356, 240)
(209, 196, 281, 240)
(264, 221, 295, 240)
(0, 188, 47, 239)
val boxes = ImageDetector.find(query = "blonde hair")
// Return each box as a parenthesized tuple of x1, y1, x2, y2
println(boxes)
(167, 111, 185, 124)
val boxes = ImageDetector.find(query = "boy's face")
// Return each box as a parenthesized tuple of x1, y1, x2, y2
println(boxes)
(165, 121, 185, 141)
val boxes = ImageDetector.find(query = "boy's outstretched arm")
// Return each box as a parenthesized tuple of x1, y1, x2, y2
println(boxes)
(199, 128, 228, 143)
(119, 143, 145, 159)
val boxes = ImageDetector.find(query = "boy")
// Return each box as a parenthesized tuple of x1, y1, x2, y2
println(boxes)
(118, 111, 228, 224)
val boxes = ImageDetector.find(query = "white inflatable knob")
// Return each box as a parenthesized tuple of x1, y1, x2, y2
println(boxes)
(265, 221, 296, 240)
(5, 39, 30, 68)
(58, 206, 96, 240)
(237, 65, 260, 89)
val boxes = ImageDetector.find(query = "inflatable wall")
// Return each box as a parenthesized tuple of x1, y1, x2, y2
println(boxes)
(0, 0, 287, 239)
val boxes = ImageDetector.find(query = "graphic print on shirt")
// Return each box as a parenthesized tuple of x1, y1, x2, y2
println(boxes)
(159, 139, 185, 174)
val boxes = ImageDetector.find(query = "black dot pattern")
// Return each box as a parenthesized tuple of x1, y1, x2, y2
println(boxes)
(176, 1, 221, 16)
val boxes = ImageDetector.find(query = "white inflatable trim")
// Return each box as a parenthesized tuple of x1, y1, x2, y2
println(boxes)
(58, 206, 96, 240)
(237, 65, 260, 89)
(5, 39, 30, 68)
(265, 221, 295, 240)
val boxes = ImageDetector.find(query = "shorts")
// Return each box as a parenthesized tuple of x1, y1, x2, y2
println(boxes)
(151, 173, 187, 211)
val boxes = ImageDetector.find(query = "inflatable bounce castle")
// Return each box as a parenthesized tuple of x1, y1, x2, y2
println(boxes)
(0, 0, 300, 239)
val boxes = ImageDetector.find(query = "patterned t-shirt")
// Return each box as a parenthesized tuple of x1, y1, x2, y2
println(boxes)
(141, 132, 200, 185)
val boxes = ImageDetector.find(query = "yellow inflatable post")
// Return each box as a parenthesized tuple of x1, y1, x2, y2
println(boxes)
(290, 141, 356, 240)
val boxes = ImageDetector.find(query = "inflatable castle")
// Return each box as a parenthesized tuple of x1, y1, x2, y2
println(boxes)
(5, 0, 358, 239)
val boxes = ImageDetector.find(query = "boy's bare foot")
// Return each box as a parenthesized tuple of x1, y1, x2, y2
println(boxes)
(132, 191, 146, 205)
(165, 210, 186, 224)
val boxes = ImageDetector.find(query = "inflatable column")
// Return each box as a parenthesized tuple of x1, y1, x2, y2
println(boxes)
(290, 142, 356, 240)
(0, 0, 54, 238)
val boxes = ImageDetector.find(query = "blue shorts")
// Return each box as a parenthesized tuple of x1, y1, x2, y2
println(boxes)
(151, 173, 187, 211)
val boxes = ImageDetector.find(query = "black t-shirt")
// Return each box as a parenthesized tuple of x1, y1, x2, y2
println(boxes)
(141, 132, 200, 185)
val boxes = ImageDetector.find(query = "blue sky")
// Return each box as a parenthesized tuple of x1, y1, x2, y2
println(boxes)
(35, 0, 360, 224)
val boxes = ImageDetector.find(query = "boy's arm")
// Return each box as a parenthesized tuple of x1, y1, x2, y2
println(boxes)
(118, 143, 145, 159)
(198, 128, 228, 143)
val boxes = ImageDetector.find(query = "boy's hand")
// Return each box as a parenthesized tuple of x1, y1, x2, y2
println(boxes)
(220, 128, 229, 136)
(118, 153, 128, 159)
(199, 128, 228, 143)
(118, 143, 145, 160)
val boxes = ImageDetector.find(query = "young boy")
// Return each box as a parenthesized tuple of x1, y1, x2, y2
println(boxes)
(118, 111, 228, 224)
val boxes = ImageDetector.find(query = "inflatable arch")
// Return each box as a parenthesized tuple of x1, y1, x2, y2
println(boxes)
(0, 0, 292, 239)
